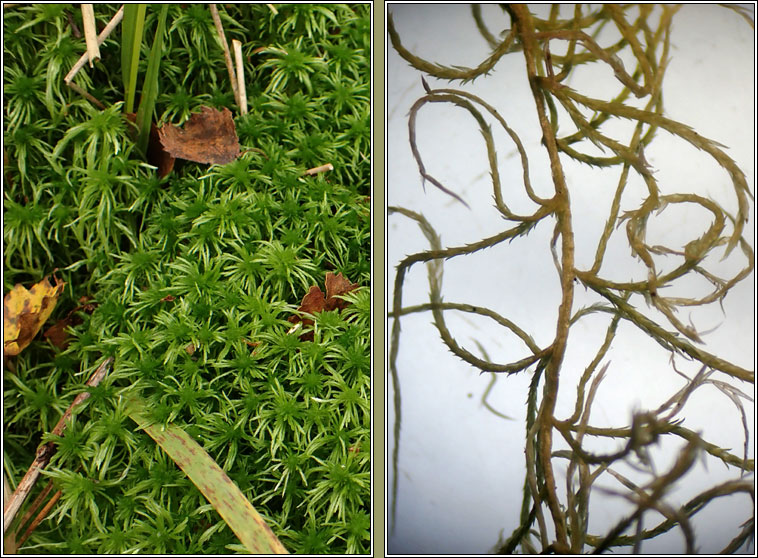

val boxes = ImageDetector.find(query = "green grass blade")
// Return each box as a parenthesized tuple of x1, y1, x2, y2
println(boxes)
(126, 396, 289, 554)
(135, 4, 168, 155)
(121, 4, 147, 114)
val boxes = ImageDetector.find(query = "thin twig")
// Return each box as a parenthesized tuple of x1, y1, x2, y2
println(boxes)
(80, 4, 100, 67)
(67, 81, 107, 110)
(232, 39, 248, 115)
(64, 6, 124, 84)
(209, 4, 240, 109)
(303, 163, 334, 176)
(12, 479, 54, 534)
(3, 358, 113, 533)
(16, 486, 62, 548)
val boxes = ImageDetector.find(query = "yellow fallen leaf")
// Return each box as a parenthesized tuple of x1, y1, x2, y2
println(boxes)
(3, 275, 65, 356)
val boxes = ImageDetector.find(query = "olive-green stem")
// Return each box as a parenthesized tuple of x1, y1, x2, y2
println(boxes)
(509, 5, 576, 552)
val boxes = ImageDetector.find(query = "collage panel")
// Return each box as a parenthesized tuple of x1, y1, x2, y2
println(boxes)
(385, 3, 754, 555)
(2, 3, 372, 555)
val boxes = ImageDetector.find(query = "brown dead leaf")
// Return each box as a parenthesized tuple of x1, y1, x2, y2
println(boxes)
(324, 272, 359, 311)
(288, 273, 359, 341)
(158, 106, 240, 165)
(43, 298, 98, 351)
(149, 120, 176, 178)
(4, 275, 65, 356)
(43, 321, 70, 350)
(125, 112, 175, 178)
(298, 286, 329, 315)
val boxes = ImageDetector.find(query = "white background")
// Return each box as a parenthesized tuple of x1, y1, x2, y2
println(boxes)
(386, 4, 755, 554)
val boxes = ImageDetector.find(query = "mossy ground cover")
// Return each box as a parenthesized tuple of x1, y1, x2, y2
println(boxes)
(3, 4, 370, 553)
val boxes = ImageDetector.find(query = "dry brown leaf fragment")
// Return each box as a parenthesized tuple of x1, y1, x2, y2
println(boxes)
(43, 321, 70, 350)
(43, 298, 98, 351)
(125, 111, 175, 178)
(324, 272, 360, 311)
(158, 106, 240, 165)
(3, 275, 66, 356)
(288, 273, 359, 341)
(299, 285, 329, 315)
(148, 120, 176, 178)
